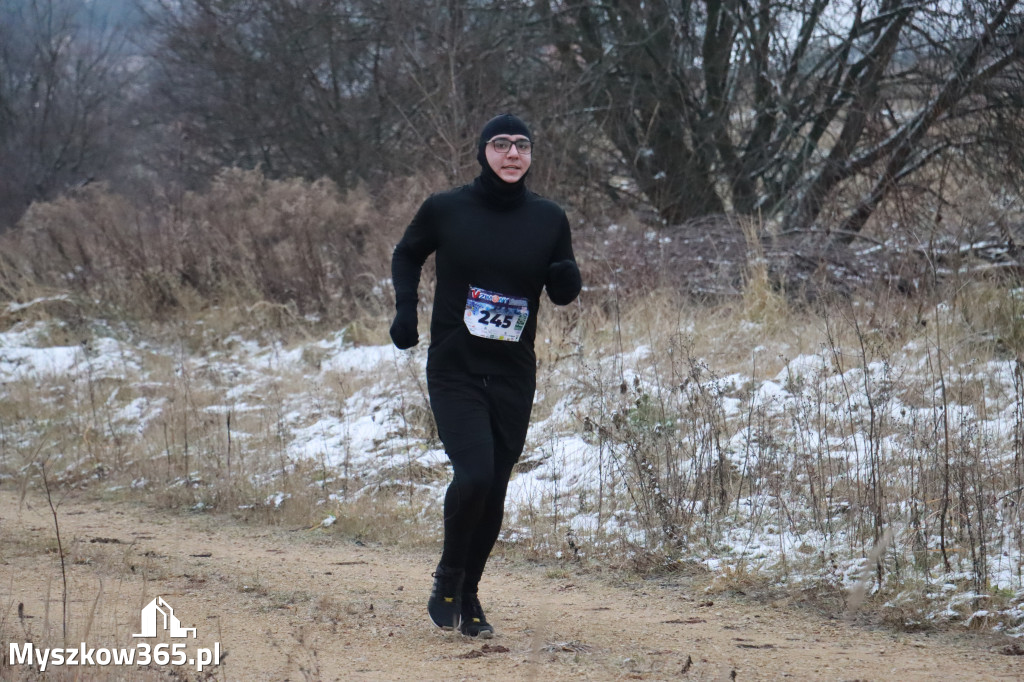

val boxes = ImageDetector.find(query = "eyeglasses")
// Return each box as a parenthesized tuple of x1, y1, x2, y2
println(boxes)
(488, 137, 532, 154)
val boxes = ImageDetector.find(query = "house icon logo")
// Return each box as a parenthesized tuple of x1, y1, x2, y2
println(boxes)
(133, 597, 197, 639)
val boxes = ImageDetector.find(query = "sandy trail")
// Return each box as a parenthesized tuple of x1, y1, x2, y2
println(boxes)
(0, 489, 1019, 681)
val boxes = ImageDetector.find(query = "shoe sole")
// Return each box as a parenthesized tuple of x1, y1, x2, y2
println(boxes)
(430, 620, 459, 630)
(429, 613, 461, 630)
(460, 627, 494, 639)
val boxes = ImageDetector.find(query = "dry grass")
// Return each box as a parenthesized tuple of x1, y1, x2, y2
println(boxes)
(2, 172, 1024, 637)
(520, 265, 1024, 632)
(0, 169, 434, 328)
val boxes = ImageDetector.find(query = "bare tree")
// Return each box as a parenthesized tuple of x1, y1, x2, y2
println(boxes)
(144, 0, 541, 191)
(0, 0, 138, 230)
(541, 0, 1024, 237)
(9, 0, 1015, 261)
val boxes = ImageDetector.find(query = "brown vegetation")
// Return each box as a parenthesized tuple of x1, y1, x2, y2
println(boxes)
(1, 170, 1024, 643)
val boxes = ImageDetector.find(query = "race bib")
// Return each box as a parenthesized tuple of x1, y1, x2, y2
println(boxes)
(463, 286, 529, 342)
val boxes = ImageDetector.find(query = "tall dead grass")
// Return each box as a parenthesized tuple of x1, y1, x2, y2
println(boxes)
(521, 201, 1024, 632)
(3, 171, 1024, 634)
(0, 169, 433, 328)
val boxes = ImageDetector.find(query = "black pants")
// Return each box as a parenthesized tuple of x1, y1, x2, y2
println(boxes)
(427, 369, 535, 594)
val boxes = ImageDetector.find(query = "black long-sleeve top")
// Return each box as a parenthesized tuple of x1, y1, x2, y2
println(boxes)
(391, 177, 580, 377)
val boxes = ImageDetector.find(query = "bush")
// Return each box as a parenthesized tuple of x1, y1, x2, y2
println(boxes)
(0, 169, 433, 327)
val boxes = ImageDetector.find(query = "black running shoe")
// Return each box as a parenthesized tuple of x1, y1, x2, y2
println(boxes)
(427, 565, 464, 629)
(459, 593, 494, 638)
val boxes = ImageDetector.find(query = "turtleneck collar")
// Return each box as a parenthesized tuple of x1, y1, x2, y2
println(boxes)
(471, 165, 528, 211)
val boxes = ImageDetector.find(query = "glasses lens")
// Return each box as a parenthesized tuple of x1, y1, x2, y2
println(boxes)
(490, 138, 531, 154)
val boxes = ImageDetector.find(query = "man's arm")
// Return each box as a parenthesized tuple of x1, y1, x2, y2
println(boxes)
(545, 212, 581, 306)
(390, 198, 439, 348)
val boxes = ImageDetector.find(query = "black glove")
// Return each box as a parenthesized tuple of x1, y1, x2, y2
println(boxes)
(389, 303, 419, 349)
(545, 259, 582, 305)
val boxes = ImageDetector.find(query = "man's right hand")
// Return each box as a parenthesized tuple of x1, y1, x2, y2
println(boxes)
(389, 305, 419, 349)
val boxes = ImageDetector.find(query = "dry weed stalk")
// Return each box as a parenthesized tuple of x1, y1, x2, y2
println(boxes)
(2, 191, 1024, 633)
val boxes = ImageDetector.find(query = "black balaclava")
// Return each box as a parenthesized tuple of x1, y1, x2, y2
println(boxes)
(473, 113, 532, 210)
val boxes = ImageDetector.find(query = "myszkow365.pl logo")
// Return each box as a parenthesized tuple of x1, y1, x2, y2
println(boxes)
(8, 596, 221, 673)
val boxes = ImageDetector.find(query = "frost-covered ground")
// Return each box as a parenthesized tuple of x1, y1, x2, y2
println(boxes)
(2, 306, 1022, 636)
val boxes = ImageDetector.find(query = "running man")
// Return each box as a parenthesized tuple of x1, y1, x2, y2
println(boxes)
(389, 113, 582, 638)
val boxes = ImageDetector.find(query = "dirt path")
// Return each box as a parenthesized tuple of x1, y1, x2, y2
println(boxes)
(1, 489, 1020, 681)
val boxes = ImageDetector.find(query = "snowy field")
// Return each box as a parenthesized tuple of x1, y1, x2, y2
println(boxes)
(2, 301, 1022, 636)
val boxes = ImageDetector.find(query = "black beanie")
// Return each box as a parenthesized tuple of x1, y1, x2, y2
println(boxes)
(477, 114, 532, 168)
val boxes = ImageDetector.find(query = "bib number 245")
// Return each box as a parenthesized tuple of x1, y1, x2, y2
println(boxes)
(463, 285, 528, 342)
(477, 310, 513, 329)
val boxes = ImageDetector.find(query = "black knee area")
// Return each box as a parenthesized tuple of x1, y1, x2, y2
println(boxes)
(445, 444, 495, 515)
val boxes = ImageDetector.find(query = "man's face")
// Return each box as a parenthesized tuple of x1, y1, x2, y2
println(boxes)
(485, 135, 532, 183)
